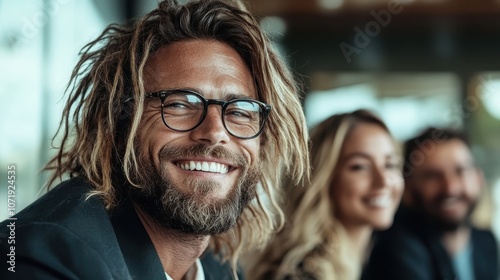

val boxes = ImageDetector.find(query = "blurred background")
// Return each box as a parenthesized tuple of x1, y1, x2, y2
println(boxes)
(1, 0, 499, 237)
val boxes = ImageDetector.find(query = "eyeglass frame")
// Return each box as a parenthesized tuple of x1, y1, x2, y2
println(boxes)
(142, 89, 272, 140)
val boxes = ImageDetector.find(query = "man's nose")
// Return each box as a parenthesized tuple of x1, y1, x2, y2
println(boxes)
(189, 105, 230, 145)
(441, 173, 462, 196)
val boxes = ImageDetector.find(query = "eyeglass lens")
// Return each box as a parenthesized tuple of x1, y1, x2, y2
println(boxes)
(161, 92, 263, 138)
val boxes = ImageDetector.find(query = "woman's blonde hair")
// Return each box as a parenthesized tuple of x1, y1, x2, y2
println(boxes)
(247, 109, 389, 280)
(44, 0, 309, 274)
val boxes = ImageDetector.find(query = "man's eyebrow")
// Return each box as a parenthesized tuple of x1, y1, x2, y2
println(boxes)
(161, 87, 256, 101)
(224, 93, 255, 100)
(180, 88, 255, 100)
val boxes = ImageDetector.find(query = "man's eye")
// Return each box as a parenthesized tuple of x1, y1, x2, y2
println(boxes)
(226, 109, 252, 118)
(164, 101, 195, 109)
(166, 102, 186, 108)
(163, 101, 201, 117)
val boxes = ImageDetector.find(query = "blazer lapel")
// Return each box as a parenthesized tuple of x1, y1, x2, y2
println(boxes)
(111, 199, 166, 280)
(471, 228, 499, 280)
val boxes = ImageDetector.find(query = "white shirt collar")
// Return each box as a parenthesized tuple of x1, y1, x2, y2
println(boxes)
(165, 259, 205, 280)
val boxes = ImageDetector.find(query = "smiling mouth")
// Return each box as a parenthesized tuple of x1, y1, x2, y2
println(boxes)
(437, 197, 465, 209)
(365, 195, 391, 208)
(175, 161, 230, 174)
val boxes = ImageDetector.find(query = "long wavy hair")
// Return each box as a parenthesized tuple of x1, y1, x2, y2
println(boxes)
(44, 0, 310, 274)
(247, 109, 389, 280)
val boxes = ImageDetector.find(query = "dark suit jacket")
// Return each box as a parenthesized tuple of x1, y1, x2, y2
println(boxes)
(363, 207, 499, 280)
(0, 177, 239, 280)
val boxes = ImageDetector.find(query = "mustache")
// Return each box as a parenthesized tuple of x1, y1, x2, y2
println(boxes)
(432, 194, 470, 204)
(158, 143, 247, 168)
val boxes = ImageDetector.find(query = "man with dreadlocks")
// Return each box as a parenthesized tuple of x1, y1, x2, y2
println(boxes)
(0, 1, 309, 279)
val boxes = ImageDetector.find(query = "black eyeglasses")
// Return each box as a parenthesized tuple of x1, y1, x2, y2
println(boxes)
(145, 89, 271, 139)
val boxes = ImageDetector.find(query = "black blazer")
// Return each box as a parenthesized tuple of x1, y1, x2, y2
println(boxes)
(0, 177, 239, 280)
(363, 208, 499, 280)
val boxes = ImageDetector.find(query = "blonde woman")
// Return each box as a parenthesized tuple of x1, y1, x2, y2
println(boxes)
(247, 109, 404, 280)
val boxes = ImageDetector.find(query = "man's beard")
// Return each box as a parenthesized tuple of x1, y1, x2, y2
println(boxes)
(130, 143, 259, 235)
(413, 192, 477, 232)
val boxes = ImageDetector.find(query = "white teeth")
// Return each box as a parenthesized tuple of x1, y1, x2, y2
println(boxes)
(209, 162, 217, 172)
(367, 196, 391, 208)
(201, 162, 209, 171)
(176, 161, 229, 174)
(222, 165, 228, 173)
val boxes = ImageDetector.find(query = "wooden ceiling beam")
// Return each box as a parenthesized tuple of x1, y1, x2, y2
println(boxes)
(247, 0, 500, 17)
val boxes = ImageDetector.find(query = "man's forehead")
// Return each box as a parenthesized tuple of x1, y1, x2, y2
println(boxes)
(143, 40, 245, 73)
(141, 40, 255, 95)
(415, 140, 475, 170)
